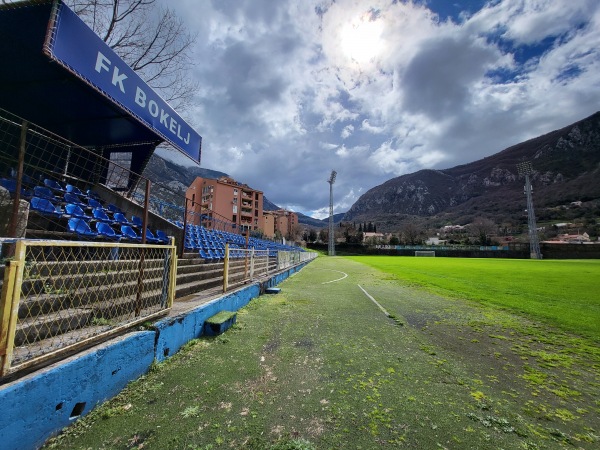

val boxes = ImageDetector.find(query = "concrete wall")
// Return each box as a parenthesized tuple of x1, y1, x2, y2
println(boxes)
(0, 261, 311, 450)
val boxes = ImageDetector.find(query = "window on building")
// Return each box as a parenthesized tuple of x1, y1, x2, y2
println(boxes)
(233, 214, 237, 222)
(255, 193, 259, 200)
(233, 205, 238, 213)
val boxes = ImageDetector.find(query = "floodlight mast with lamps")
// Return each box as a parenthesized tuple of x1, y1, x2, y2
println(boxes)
(516, 161, 542, 259)
(327, 170, 337, 256)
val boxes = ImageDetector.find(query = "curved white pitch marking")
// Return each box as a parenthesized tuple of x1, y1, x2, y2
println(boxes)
(320, 269, 349, 284)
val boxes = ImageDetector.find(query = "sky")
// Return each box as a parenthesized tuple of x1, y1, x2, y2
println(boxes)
(155, 0, 600, 219)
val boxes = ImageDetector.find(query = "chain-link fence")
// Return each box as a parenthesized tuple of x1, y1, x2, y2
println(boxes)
(0, 239, 176, 377)
(223, 247, 317, 292)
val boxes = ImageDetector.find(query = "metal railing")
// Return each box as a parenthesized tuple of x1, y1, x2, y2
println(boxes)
(222, 246, 317, 292)
(0, 239, 176, 377)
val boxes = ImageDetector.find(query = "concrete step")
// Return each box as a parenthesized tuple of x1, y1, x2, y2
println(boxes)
(175, 275, 223, 299)
(15, 287, 165, 345)
(18, 267, 167, 319)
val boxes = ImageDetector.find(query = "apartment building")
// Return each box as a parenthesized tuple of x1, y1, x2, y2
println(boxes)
(186, 176, 264, 232)
(263, 209, 299, 239)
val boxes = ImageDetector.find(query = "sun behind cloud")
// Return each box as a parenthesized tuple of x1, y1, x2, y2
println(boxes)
(340, 13, 385, 65)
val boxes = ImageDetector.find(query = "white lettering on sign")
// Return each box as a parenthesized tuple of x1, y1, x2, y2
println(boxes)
(96, 51, 194, 149)
(95, 51, 127, 93)
(111, 66, 128, 93)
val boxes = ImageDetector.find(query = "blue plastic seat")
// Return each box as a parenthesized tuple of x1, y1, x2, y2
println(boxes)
(131, 215, 143, 228)
(95, 222, 122, 241)
(1, 178, 19, 196)
(66, 184, 86, 197)
(155, 230, 169, 244)
(86, 189, 100, 199)
(87, 198, 104, 210)
(120, 225, 141, 242)
(143, 228, 160, 244)
(92, 207, 114, 223)
(43, 178, 65, 192)
(199, 248, 212, 260)
(112, 212, 132, 225)
(34, 185, 57, 201)
(31, 196, 62, 217)
(64, 192, 85, 206)
(65, 203, 91, 219)
(68, 218, 97, 237)
(107, 204, 124, 215)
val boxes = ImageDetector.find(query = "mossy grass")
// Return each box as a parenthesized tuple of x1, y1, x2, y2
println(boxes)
(206, 310, 236, 324)
(43, 257, 599, 449)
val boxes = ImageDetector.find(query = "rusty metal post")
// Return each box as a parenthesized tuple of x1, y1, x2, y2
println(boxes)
(7, 121, 28, 239)
(135, 180, 151, 316)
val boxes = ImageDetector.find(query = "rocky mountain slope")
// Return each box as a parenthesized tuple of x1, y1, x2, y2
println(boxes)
(344, 112, 600, 231)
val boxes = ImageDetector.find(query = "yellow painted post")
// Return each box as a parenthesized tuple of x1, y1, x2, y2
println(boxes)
(0, 240, 26, 375)
(223, 243, 229, 293)
(168, 238, 177, 308)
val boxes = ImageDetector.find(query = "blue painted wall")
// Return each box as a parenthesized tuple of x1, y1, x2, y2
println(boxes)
(154, 284, 260, 361)
(0, 331, 155, 450)
(0, 262, 311, 449)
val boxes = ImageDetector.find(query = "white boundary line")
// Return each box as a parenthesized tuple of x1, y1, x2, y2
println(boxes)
(357, 284, 390, 317)
(320, 269, 349, 284)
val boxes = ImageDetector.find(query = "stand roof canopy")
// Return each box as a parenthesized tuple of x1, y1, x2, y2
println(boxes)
(0, 0, 201, 171)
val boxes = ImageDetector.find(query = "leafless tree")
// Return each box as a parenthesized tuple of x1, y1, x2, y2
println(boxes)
(66, 0, 198, 110)
(400, 222, 422, 245)
(469, 218, 497, 246)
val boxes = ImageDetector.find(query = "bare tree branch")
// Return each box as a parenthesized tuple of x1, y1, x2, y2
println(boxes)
(65, 0, 198, 111)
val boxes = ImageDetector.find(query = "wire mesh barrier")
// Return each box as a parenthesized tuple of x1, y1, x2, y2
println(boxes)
(0, 239, 176, 377)
(223, 247, 317, 292)
(1, 108, 317, 379)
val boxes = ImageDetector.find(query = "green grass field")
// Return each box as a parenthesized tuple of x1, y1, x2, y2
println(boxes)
(44, 256, 600, 449)
(349, 257, 600, 341)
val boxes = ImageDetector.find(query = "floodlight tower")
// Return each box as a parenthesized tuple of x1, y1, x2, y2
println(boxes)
(517, 161, 542, 259)
(327, 170, 337, 256)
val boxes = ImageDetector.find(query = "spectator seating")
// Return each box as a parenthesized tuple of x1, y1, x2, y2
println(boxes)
(1, 178, 33, 198)
(120, 225, 141, 242)
(30, 196, 63, 218)
(43, 178, 65, 192)
(87, 197, 105, 210)
(66, 184, 87, 197)
(67, 217, 97, 238)
(112, 212, 132, 226)
(131, 215, 143, 228)
(65, 203, 91, 220)
(92, 207, 115, 224)
(155, 230, 170, 244)
(64, 192, 85, 206)
(33, 186, 58, 201)
(95, 222, 121, 241)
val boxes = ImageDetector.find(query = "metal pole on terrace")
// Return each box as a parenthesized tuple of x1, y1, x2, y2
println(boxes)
(517, 161, 542, 259)
(327, 170, 337, 256)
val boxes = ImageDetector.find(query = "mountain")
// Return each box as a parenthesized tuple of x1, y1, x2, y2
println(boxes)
(141, 154, 228, 212)
(344, 112, 600, 231)
(263, 197, 280, 211)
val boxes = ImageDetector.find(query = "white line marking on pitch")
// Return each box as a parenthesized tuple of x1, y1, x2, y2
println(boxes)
(321, 269, 349, 284)
(358, 284, 390, 317)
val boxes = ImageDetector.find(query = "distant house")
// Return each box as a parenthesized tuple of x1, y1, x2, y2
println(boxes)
(425, 237, 446, 245)
(556, 232, 590, 243)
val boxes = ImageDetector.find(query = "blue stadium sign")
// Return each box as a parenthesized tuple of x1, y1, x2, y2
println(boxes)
(46, 3, 202, 161)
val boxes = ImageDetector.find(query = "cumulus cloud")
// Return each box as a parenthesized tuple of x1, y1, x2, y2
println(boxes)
(162, 0, 600, 216)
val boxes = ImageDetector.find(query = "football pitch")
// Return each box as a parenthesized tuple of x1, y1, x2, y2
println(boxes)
(45, 256, 600, 449)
